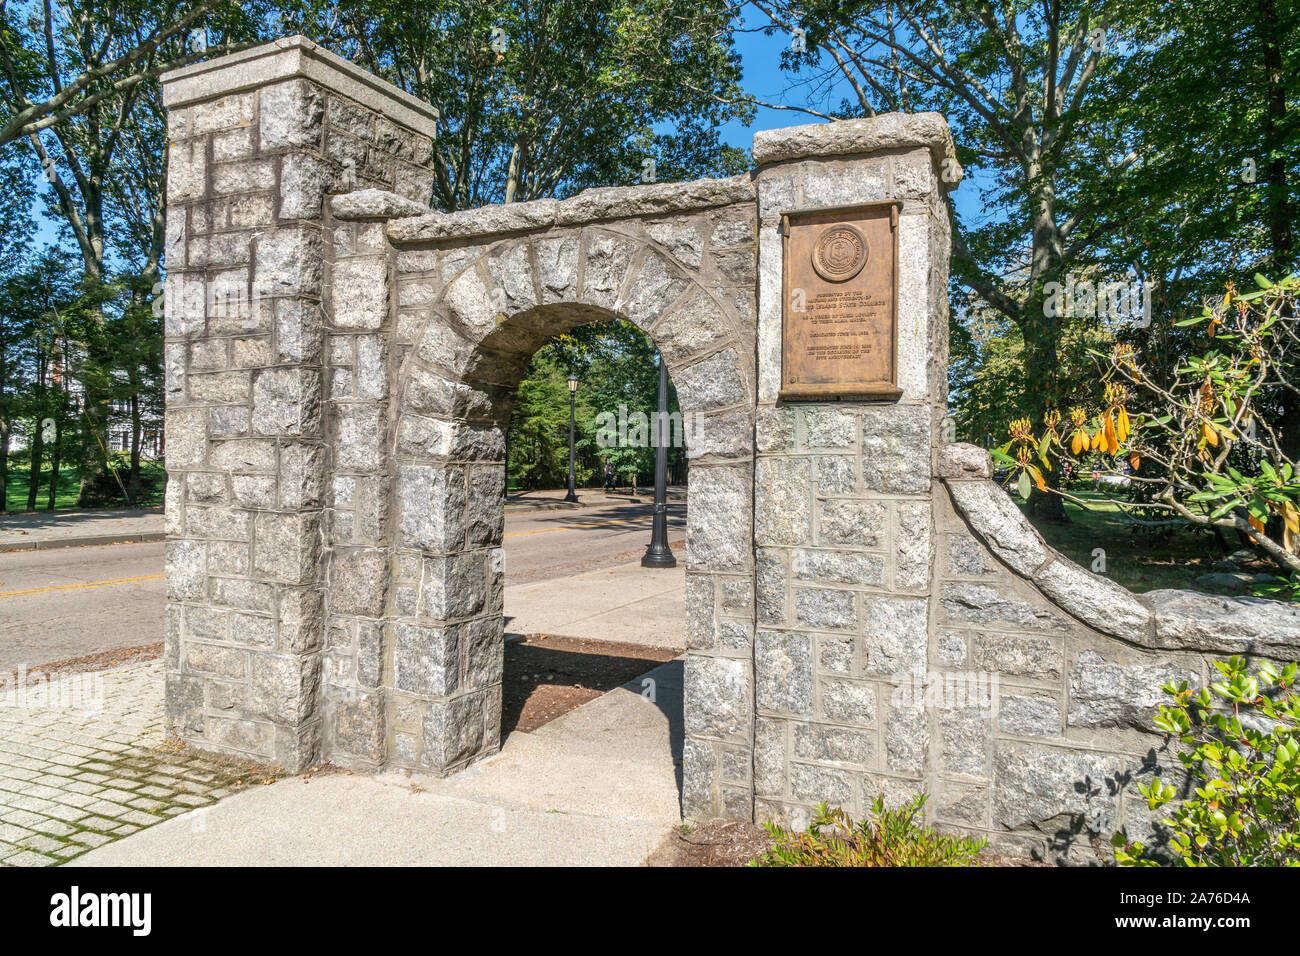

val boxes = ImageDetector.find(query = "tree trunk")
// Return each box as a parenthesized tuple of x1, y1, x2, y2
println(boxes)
(128, 392, 142, 502)
(503, 139, 523, 204)
(75, 350, 109, 507)
(1020, 171, 1070, 523)
(26, 423, 42, 511)
(1257, 0, 1294, 275)
(1027, 486, 1068, 522)
(1257, 0, 1299, 464)
(0, 428, 8, 513)
(48, 420, 61, 510)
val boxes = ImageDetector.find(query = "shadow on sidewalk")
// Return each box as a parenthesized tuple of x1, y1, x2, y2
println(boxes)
(500, 633, 685, 796)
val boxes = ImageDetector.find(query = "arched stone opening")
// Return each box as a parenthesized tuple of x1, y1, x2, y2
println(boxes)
(376, 223, 758, 818)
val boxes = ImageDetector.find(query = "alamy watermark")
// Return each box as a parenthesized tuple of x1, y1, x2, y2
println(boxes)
(889, 667, 1000, 716)
(1043, 274, 1154, 328)
(594, 405, 702, 449)
(1, 666, 104, 715)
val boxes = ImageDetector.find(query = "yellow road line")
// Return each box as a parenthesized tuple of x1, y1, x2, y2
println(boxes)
(0, 573, 164, 600)
(0, 518, 675, 593)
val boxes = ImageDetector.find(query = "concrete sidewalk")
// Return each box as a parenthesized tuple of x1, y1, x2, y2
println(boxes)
(0, 507, 164, 552)
(76, 659, 684, 866)
(505, 561, 685, 648)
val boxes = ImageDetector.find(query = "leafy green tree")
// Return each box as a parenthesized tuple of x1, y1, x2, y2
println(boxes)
(0, 1, 228, 148)
(297, 0, 752, 209)
(1095, 0, 1299, 460)
(0, 141, 35, 509)
(505, 348, 585, 489)
(951, 296, 1114, 451)
(506, 319, 682, 491)
(559, 318, 679, 488)
(757, 1, 1297, 524)
(754, 0, 1141, 517)
(0, 249, 80, 510)
(0, 270, 33, 510)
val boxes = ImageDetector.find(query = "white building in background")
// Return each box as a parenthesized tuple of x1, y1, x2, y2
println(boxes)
(4, 397, 162, 459)
(106, 398, 164, 458)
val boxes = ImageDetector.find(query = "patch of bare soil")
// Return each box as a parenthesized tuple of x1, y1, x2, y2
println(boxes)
(648, 820, 775, 866)
(503, 633, 680, 734)
(1, 641, 163, 688)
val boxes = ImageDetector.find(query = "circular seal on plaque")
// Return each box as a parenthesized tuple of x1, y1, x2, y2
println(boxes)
(811, 224, 868, 282)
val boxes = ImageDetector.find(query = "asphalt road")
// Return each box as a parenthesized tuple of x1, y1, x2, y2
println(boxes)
(0, 501, 685, 672)
(502, 501, 685, 585)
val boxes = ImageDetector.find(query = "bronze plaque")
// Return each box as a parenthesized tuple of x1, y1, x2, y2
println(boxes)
(780, 202, 901, 401)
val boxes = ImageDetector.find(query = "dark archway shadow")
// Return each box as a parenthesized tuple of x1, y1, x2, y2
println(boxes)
(641, 658, 686, 801)
(498, 629, 685, 801)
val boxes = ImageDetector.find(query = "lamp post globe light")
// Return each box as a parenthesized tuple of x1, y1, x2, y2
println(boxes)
(641, 353, 676, 568)
(565, 373, 579, 503)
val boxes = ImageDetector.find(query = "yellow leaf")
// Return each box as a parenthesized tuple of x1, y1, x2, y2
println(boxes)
(1071, 431, 1084, 455)
(1284, 501, 1300, 536)
(1091, 428, 1104, 451)
(1129, 453, 1141, 472)
(1104, 415, 1119, 456)
(1117, 408, 1130, 443)
(1202, 421, 1219, 447)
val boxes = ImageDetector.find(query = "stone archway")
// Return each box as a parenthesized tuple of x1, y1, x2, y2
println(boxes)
(375, 220, 759, 819)
(163, 38, 1300, 859)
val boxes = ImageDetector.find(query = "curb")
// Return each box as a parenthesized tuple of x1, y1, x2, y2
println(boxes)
(0, 531, 167, 553)
(504, 493, 686, 513)
(504, 500, 593, 513)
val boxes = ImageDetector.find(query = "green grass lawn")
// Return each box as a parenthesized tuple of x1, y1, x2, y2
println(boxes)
(3, 465, 84, 511)
(1020, 490, 1231, 594)
(2, 459, 166, 512)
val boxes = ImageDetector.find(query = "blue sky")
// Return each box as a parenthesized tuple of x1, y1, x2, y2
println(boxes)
(723, 8, 987, 224)
(29, 13, 989, 251)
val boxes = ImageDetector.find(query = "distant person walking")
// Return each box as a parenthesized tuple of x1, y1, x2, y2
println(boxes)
(603, 459, 615, 493)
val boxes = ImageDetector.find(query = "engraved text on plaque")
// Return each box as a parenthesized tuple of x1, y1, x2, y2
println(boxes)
(780, 201, 901, 401)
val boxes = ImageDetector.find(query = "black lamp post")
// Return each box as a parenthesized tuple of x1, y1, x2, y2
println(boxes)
(564, 373, 579, 502)
(641, 354, 676, 568)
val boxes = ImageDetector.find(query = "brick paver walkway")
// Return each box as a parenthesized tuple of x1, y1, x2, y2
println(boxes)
(0, 659, 249, 866)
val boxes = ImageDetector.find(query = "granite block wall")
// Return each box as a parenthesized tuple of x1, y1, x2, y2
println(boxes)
(161, 37, 437, 771)
(160, 39, 1300, 862)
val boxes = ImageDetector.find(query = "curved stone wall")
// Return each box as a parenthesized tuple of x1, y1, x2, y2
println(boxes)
(930, 443, 1300, 861)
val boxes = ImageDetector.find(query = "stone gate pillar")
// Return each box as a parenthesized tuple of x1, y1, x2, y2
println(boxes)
(160, 37, 438, 771)
(749, 116, 960, 823)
